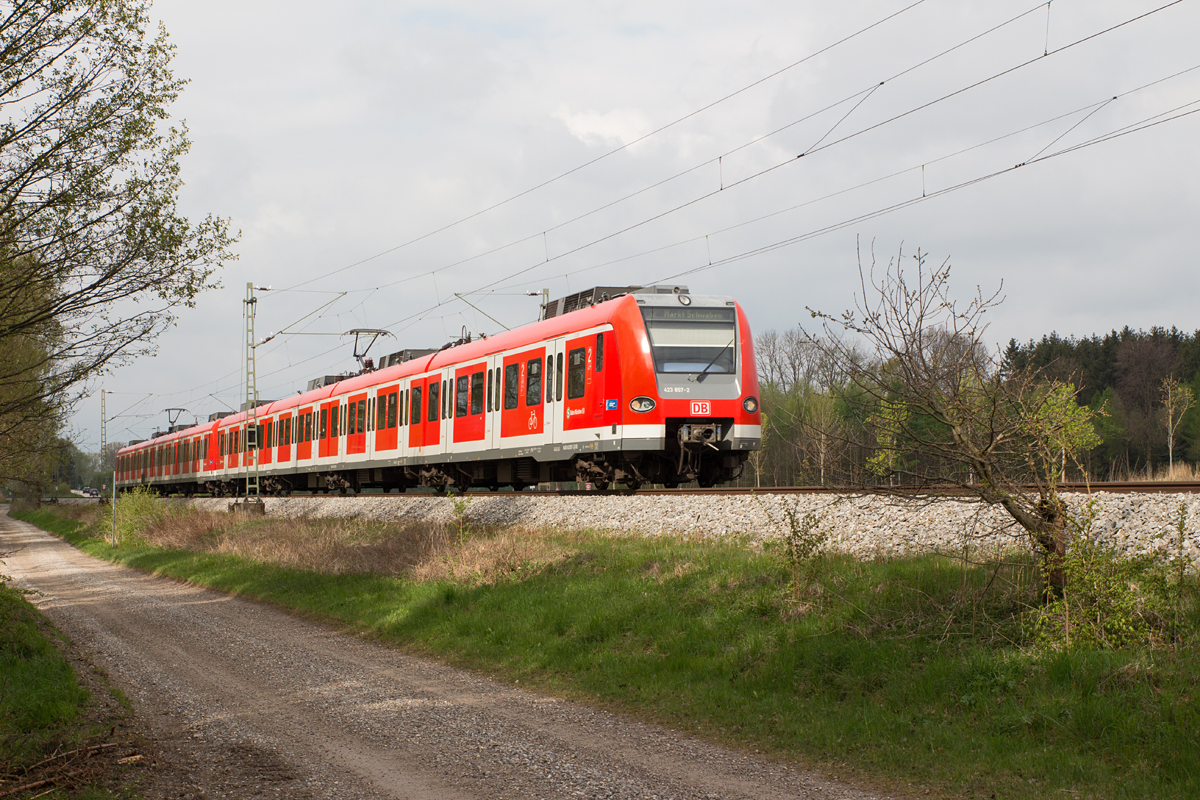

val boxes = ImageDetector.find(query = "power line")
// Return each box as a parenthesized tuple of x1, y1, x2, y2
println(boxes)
(279, 1, 933, 292)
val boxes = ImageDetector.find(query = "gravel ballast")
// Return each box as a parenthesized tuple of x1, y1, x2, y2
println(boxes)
(191, 490, 1200, 566)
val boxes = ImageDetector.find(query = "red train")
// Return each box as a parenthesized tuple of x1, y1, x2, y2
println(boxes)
(115, 286, 762, 494)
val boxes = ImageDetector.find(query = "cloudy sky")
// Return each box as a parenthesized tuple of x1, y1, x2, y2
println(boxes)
(78, 0, 1200, 449)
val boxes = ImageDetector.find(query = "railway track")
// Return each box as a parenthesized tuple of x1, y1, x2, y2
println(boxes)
(143, 480, 1200, 501)
(557, 481, 1200, 496)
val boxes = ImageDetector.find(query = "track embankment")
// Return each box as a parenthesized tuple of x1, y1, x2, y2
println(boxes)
(191, 489, 1200, 566)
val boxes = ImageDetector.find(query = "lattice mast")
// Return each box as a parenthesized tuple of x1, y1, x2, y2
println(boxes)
(244, 282, 260, 498)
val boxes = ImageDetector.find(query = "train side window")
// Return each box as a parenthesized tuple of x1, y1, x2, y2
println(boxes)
(401, 390, 407, 426)
(567, 348, 586, 399)
(456, 376, 469, 417)
(596, 332, 603, 372)
(545, 356, 552, 402)
(471, 372, 484, 415)
(428, 381, 440, 422)
(526, 357, 542, 406)
(348, 403, 357, 436)
(357, 399, 366, 434)
(319, 409, 327, 440)
(386, 392, 397, 428)
(410, 386, 422, 425)
(556, 353, 563, 401)
(494, 367, 501, 411)
(486, 369, 493, 412)
(376, 395, 385, 430)
(504, 363, 519, 409)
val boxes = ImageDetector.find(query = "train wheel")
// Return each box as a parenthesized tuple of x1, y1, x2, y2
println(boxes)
(625, 480, 642, 492)
(594, 480, 609, 491)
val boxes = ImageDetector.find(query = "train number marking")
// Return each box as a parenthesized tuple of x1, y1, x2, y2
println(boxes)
(690, 401, 711, 415)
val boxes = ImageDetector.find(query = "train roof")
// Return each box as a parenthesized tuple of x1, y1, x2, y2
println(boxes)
(118, 291, 740, 454)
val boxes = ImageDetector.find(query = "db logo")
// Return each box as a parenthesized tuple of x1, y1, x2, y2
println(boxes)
(690, 401, 711, 415)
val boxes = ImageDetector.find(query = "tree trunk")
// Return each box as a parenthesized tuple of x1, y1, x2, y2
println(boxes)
(1036, 497, 1069, 601)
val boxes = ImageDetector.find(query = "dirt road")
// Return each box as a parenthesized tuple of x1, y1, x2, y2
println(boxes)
(2, 508, 890, 800)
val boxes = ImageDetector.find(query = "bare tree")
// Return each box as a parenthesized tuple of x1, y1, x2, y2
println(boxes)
(1161, 375, 1195, 473)
(803, 244, 1099, 595)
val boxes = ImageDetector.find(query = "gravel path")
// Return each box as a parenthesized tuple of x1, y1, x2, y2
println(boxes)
(1, 506, 891, 800)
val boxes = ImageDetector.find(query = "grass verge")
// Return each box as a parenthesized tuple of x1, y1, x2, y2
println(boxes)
(11, 500, 1200, 800)
(0, 568, 141, 799)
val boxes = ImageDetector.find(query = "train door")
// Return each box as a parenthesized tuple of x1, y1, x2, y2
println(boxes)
(260, 419, 274, 466)
(277, 413, 292, 463)
(375, 386, 400, 452)
(319, 400, 339, 459)
(424, 374, 443, 451)
(545, 339, 566, 446)
(296, 408, 311, 461)
(500, 347, 546, 441)
(347, 392, 367, 456)
(452, 364, 487, 447)
(408, 380, 425, 450)
(563, 334, 597, 435)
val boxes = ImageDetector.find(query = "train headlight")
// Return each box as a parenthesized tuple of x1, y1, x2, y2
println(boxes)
(630, 396, 656, 413)
(742, 396, 759, 414)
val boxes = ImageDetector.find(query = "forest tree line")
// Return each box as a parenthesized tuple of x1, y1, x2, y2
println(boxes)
(739, 325, 1200, 487)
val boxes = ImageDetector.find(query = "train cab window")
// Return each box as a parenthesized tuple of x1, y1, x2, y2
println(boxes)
(567, 348, 587, 399)
(471, 372, 484, 415)
(545, 356, 552, 403)
(456, 376, 469, 417)
(486, 369, 493, 413)
(640, 305, 736, 374)
(556, 353, 563, 401)
(596, 333, 603, 371)
(428, 381, 440, 422)
(504, 364, 519, 410)
(526, 357, 542, 406)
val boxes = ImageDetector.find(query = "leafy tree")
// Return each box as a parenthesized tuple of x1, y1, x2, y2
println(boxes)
(0, 0, 236, 484)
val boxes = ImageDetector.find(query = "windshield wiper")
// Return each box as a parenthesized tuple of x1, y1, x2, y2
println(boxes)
(693, 339, 734, 383)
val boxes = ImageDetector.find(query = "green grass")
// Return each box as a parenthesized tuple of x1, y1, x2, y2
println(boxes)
(12, 504, 1200, 800)
(0, 578, 91, 770)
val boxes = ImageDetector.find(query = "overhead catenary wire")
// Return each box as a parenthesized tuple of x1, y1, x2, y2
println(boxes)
(103, 2, 1197, 429)
(357, 0, 1183, 319)
(345, 0, 1053, 300)
(278, 1, 933, 293)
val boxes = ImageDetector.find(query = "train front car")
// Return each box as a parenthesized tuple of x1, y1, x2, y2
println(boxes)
(585, 289, 761, 489)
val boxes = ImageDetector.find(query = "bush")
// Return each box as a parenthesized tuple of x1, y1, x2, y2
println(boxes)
(1024, 501, 1189, 650)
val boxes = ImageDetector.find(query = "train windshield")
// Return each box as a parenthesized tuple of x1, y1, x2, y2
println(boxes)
(640, 306, 737, 374)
